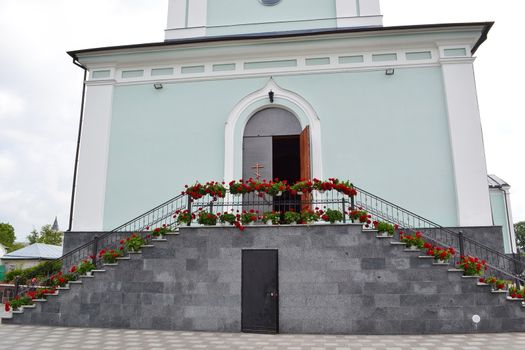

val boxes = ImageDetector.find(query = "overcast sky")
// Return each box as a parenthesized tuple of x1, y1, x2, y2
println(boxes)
(0, 0, 523, 242)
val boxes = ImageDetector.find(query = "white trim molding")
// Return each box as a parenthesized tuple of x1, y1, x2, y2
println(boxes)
(224, 79, 322, 182)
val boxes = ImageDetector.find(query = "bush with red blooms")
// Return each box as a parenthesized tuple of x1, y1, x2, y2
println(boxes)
(508, 285, 525, 299)
(423, 243, 456, 262)
(399, 230, 424, 247)
(290, 180, 313, 195)
(122, 233, 145, 252)
(349, 209, 371, 224)
(48, 271, 77, 287)
(481, 276, 509, 290)
(299, 208, 319, 224)
(7, 295, 33, 310)
(327, 178, 358, 196)
(456, 255, 488, 276)
(99, 248, 124, 264)
(267, 180, 287, 196)
(374, 221, 398, 236)
(197, 211, 218, 226)
(152, 224, 172, 237)
(239, 210, 258, 225)
(218, 212, 237, 225)
(316, 208, 343, 224)
(174, 209, 195, 225)
(77, 258, 96, 275)
(4, 302, 10, 312)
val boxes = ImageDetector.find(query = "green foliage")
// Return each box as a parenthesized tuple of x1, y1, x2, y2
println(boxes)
(0, 222, 16, 249)
(3, 260, 62, 283)
(283, 211, 301, 224)
(7, 242, 25, 253)
(27, 224, 63, 245)
(9, 295, 33, 310)
(515, 221, 525, 250)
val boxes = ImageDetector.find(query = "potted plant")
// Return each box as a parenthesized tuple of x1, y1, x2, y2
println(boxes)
(290, 180, 313, 195)
(349, 209, 371, 224)
(175, 209, 195, 226)
(152, 224, 172, 239)
(218, 212, 236, 225)
(299, 209, 319, 224)
(328, 178, 358, 196)
(456, 255, 487, 276)
(484, 276, 509, 292)
(185, 182, 206, 199)
(319, 208, 343, 224)
(204, 181, 226, 198)
(197, 211, 218, 225)
(283, 211, 301, 224)
(312, 178, 333, 193)
(262, 211, 281, 225)
(267, 180, 287, 196)
(239, 210, 258, 225)
(77, 258, 96, 276)
(100, 248, 123, 264)
(423, 243, 456, 263)
(123, 233, 146, 252)
(228, 180, 249, 195)
(399, 231, 425, 249)
(373, 221, 396, 237)
(509, 285, 525, 299)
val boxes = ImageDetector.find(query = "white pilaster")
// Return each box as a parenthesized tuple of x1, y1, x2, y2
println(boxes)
(165, 0, 207, 40)
(72, 82, 114, 231)
(336, 0, 382, 28)
(441, 57, 492, 226)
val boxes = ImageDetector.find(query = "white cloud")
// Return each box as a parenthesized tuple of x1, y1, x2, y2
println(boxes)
(0, 90, 25, 120)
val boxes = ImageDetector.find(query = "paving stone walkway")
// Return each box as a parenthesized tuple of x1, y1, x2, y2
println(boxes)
(0, 324, 524, 349)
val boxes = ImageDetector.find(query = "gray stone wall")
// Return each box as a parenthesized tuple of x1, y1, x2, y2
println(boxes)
(6, 224, 525, 334)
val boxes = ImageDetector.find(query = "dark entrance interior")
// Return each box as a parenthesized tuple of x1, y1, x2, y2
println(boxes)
(272, 135, 300, 184)
(272, 135, 300, 212)
(241, 249, 279, 334)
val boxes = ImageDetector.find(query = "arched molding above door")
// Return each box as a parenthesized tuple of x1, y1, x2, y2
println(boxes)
(224, 79, 323, 181)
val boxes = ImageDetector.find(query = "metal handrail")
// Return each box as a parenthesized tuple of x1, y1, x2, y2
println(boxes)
(10, 185, 524, 300)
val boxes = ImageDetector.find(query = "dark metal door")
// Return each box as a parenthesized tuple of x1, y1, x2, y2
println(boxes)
(241, 249, 279, 333)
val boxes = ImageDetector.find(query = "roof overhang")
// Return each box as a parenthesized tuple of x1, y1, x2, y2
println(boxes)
(68, 22, 493, 62)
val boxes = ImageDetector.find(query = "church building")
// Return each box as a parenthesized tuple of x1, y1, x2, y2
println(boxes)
(67, 0, 515, 252)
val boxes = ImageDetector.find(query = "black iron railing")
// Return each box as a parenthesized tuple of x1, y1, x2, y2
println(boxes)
(10, 186, 524, 300)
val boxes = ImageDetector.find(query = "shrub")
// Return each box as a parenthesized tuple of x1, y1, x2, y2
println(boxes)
(218, 212, 236, 225)
(197, 211, 218, 225)
(239, 210, 258, 225)
(283, 211, 301, 224)
(123, 233, 145, 251)
(152, 224, 172, 236)
(456, 255, 487, 276)
(77, 258, 96, 275)
(4, 260, 62, 283)
(262, 211, 281, 224)
(399, 231, 425, 248)
(100, 249, 123, 264)
(319, 208, 343, 223)
(373, 221, 397, 236)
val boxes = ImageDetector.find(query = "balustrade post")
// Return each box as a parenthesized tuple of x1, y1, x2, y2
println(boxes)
(458, 230, 465, 274)
(14, 276, 20, 297)
(341, 197, 346, 223)
(186, 196, 192, 226)
(92, 235, 99, 267)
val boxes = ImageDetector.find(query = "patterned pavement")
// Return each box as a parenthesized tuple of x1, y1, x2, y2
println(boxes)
(0, 324, 525, 349)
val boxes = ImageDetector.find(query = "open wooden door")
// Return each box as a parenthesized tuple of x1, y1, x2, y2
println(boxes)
(300, 126, 311, 209)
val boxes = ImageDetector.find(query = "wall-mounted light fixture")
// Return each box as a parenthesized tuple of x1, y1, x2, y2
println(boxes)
(268, 90, 274, 103)
(385, 68, 395, 76)
(153, 82, 163, 89)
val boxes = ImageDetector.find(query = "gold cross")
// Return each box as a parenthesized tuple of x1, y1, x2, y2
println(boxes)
(251, 163, 264, 180)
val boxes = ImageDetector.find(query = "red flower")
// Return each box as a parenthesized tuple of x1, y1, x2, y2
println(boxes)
(5, 302, 10, 312)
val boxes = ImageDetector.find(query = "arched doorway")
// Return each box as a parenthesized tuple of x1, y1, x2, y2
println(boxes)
(243, 107, 310, 184)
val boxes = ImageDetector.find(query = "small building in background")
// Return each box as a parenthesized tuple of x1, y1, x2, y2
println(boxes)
(0, 243, 62, 272)
(0, 244, 7, 281)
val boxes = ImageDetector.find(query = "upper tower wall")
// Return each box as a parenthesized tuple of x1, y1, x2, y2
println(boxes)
(165, 0, 382, 40)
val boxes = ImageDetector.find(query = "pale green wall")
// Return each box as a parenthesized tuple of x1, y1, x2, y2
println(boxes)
(206, 0, 337, 35)
(103, 78, 267, 229)
(103, 67, 459, 229)
(490, 190, 511, 252)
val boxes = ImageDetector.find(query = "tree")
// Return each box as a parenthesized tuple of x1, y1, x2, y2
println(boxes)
(26, 224, 63, 246)
(7, 242, 25, 253)
(0, 222, 16, 248)
(515, 221, 525, 251)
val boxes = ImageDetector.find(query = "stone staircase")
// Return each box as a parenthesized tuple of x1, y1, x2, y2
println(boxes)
(3, 224, 525, 334)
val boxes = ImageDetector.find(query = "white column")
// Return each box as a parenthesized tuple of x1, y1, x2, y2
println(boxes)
(441, 58, 492, 226)
(72, 82, 114, 231)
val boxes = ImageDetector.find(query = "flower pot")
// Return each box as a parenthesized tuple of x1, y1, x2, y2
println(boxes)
(275, 191, 283, 197)
(435, 259, 447, 264)
(378, 231, 389, 237)
(266, 220, 273, 225)
(290, 221, 297, 225)
(296, 191, 303, 196)
(159, 234, 164, 240)
(407, 245, 419, 251)
(85, 271, 93, 277)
